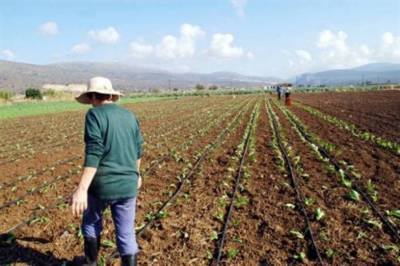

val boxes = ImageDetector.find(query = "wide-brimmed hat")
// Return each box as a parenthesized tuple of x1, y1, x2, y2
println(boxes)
(75, 76, 124, 104)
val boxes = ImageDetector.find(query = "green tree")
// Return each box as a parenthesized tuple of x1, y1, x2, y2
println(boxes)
(25, 88, 43, 100)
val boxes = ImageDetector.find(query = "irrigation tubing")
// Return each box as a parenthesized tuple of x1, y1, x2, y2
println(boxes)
(212, 106, 257, 265)
(277, 102, 400, 243)
(267, 100, 324, 265)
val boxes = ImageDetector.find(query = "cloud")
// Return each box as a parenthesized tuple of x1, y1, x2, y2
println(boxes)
(39, 21, 59, 36)
(89, 27, 120, 44)
(230, 0, 247, 18)
(71, 43, 91, 54)
(316, 29, 370, 68)
(156, 24, 205, 59)
(382, 32, 394, 45)
(380, 32, 400, 57)
(295, 50, 312, 63)
(1, 49, 14, 60)
(209, 33, 252, 59)
(130, 42, 154, 58)
(129, 23, 205, 59)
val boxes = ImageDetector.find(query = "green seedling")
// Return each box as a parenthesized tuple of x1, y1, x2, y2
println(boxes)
(205, 250, 213, 260)
(365, 219, 382, 229)
(214, 211, 225, 222)
(347, 190, 360, 202)
(340, 175, 352, 188)
(386, 209, 400, 219)
(304, 197, 315, 206)
(234, 196, 249, 208)
(145, 212, 155, 222)
(232, 219, 241, 227)
(381, 244, 399, 253)
(319, 231, 329, 241)
(290, 230, 304, 239)
(156, 210, 168, 219)
(357, 231, 368, 239)
(210, 230, 218, 241)
(227, 248, 239, 259)
(293, 252, 306, 262)
(315, 208, 326, 221)
(325, 248, 336, 258)
(233, 236, 242, 243)
(366, 180, 378, 202)
(101, 239, 116, 248)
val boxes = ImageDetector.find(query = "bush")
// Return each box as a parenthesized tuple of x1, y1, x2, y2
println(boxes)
(195, 84, 205, 91)
(209, 85, 218, 90)
(0, 90, 12, 101)
(43, 89, 57, 97)
(25, 88, 43, 100)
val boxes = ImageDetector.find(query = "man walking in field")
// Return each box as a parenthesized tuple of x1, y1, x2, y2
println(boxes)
(71, 77, 144, 266)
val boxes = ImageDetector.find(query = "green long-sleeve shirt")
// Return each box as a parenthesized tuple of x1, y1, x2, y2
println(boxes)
(83, 103, 144, 200)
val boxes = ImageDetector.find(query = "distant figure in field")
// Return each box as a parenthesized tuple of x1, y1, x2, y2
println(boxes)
(284, 84, 293, 106)
(276, 85, 282, 100)
(71, 77, 144, 266)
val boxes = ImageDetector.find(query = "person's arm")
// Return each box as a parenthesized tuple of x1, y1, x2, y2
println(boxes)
(71, 110, 104, 216)
(71, 167, 97, 217)
(137, 159, 142, 189)
(135, 117, 144, 190)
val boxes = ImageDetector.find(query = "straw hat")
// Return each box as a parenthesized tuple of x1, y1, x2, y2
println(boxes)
(75, 77, 124, 104)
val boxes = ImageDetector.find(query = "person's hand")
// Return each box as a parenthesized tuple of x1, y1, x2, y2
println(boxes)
(71, 187, 88, 217)
(138, 175, 142, 189)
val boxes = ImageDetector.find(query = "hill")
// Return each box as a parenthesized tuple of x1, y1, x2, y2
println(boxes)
(0, 60, 281, 93)
(296, 63, 400, 85)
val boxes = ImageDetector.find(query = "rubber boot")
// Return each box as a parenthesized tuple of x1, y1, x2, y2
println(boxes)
(121, 254, 137, 266)
(82, 236, 99, 266)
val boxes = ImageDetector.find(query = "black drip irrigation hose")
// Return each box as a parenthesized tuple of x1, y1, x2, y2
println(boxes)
(212, 106, 257, 266)
(277, 102, 400, 243)
(107, 102, 252, 261)
(267, 100, 324, 265)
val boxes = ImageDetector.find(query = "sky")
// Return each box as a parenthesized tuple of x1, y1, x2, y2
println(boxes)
(0, 0, 399, 78)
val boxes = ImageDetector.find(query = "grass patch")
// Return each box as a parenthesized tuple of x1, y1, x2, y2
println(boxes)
(0, 96, 170, 120)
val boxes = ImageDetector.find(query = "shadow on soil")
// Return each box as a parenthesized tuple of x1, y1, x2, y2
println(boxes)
(0, 233, 67, 265)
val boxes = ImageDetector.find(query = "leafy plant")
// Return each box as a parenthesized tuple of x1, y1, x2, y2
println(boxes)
(234, 196, 249, 208)
(226, 248, 239, 259)
(210, 230, 218, 241)
(304, 197, 315, 206)
(290, 230, 304, 239)
(214, 211, 225, 222)
(347, 190, 360, 201)
(386, 209, 400, 219)
(293, 252, 306, 262)
(365, 219, 382, 229)
(315, 208, 326, 221)
(101, 239, 116, 248)
(325, 248, 336, 258)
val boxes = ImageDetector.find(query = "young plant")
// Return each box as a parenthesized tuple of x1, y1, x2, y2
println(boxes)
(290, 229, 304, 239)
(386, 209, 400, 219)
(226, 248, 239, 260)
(347, 190, 360, 202)
(315, 208, 326, 221)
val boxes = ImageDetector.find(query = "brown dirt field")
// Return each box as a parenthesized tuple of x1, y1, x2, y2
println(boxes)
(1, 93, 399, 266)
(294, 90, 400, 143)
